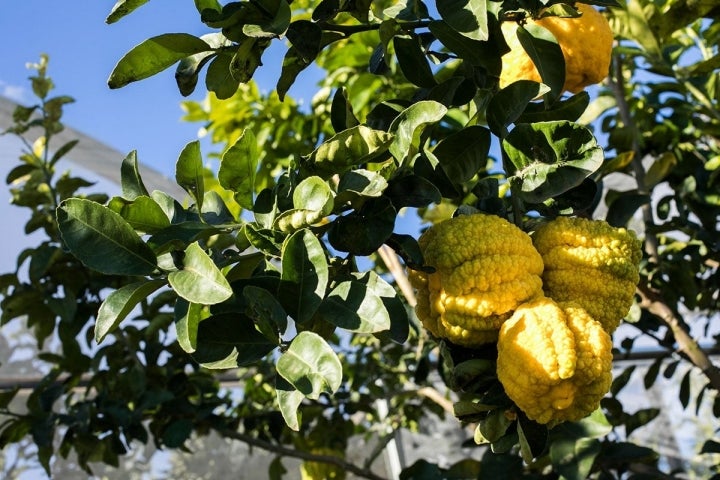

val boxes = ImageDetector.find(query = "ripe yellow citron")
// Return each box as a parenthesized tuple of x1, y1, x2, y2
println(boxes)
(409, 214, 544, 347)
(499, 3, 614, 93)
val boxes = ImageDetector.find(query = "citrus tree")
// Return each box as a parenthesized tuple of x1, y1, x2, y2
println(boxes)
(1, 0, 719, 478)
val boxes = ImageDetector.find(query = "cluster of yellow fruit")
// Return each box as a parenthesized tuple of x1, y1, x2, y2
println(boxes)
(409, 214, 642, 425)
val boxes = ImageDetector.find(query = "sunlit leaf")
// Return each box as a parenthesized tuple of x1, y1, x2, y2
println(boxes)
(276, 331, 342, 399)
(281, 229, 329, 323)
(109, 34, 212, 88)
(218, 129, 258, 210)
(95, 279, 166, 343)
(168, 242, 233, 304)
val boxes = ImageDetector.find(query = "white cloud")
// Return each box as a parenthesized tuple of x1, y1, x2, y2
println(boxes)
(0, 80, 28, 104)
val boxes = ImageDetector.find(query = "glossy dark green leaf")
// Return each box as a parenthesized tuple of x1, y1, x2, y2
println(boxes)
(175, 33, 227, 96)
(108, 34, 212, 88)
(192, 313, 276, 368)
(108, 195, 171, 234)
(95, 279, 166, 343)
(394, 35, 436, 88)
(120, 150, 149, 200)
(229, 38, 268, 83)
(399, 460, 444, 480)
(437, 0, 488, 41)
(174, 298, 205, 353)
(389, 101, 447, 165)
(643, 357, 663, 390)
(242, 0, 290, 37)
(218, 129, 258, 210)
(504, 121, 603, 203)
(700, 440, 720, 454)
(57, 198, 157, 275)
(276, 375, 304, 431)
(385, 174, 441, 208)
(335, 169, 388, 205)
(286, 20, 323, 62)
(175, 140, 205, 209)
(553, 409, 612, 440)
(318, 280, 390, 333)
(600, 442, 658, 464)
(106, 0, 150, 24)
(328, 197, 396, 255)
(476, 409, 512, 443)
(276, 331, 342, 399)
(205, 51, 240, 99)
(194, 0, 221, 14)
(428, 20, 506, 71)
(516, 24, 565, 99)
(243, 285, 287, 343)
(487, 80, 547, 138)
(550, 437, 601, 480)
(331, 88, 359, 133)
(517, 92, 590, 124)
(281, 229, 329, 323)
(168, 242, 233, 304)
(306, 125, 394, 177)
(433, 126, 491, 182)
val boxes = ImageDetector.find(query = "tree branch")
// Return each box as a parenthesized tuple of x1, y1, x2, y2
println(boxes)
(218, 429, 388, 480)
(378, 245, 417, 307)
(636, 283, 720, 391)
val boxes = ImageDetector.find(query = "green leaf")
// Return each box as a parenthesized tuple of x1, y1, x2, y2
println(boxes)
(108, 34, 212, 89)
(106, 0, 150, 24)
(553, 409, 612, 440)
(57, 198, 157, 275)
(394, 35, 436, 88)
(274, 177, 334, 233)
(328, 197, 396, 255)
(433, 126, 491, 182)
(276, 331, 342, 399)
(192, 313, 276, 368)
(174, 298, 205, 353)
(611, 365, 635, 396)
(318, 280, 391, 333)
(331, 88, 359, 133)
(175, 140, 205, 210)
(625, 408, 660, 437)
(354, 271, 409, 343)
(335, 169, 388, 205)
(487, 80, 548, 138)
(517, 417, 547, 463)
(643, 357, 663, 390)
(385, 174, 441, 208)
(428, 19, 506, 71)
(680, 370, 691, 408)
(205, 51, 240, 99)
(437, 0, 488, 41)
(700, 440, 720, 455)
(605, 190, 650, 227)
(516, 24, 565, 98)
(168, 242, 233, 304)
(389, 101, 447, 165)
(162, 419, 193, 448)
(120, 150, 149, 200)
(95, 279, 166, 343)
(306, 125, 394, 177)
(644, 152, 677, 188)
(550, 437, 601, 480)
(242, 0, 291, 37)
(504, 121, 603, 203)
(276, 376, 305, 431)
(281, 229, 329, 323)
(49, 139, 80, 168)
(517, 92, 590, 124)
(218, 129, 258, 210)
(243, 286, 287, 343)
(477, 409, 513, 443)
(108, 195, 172, 234)
(175, 33, 227, 96)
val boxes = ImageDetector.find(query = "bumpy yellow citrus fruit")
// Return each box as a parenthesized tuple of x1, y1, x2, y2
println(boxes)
(499, 3, 614, 93)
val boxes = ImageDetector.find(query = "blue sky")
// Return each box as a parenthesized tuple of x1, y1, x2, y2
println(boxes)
(0, 1, 319, 176)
